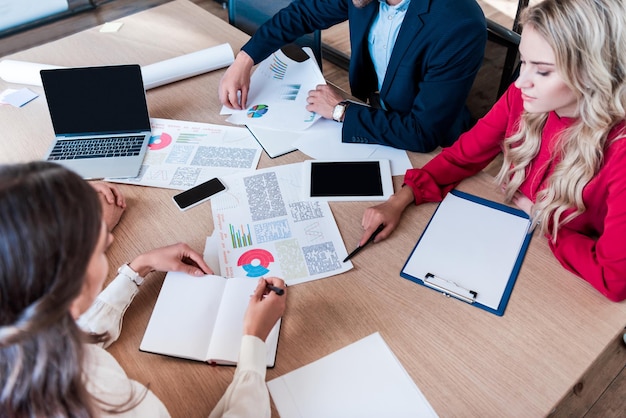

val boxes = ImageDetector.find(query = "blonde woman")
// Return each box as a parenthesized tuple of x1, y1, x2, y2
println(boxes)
(360, 0, 626, 301)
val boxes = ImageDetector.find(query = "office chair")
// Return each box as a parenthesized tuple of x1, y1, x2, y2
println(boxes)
(227, 0, 323, 70)
(486, 0, 528, 97)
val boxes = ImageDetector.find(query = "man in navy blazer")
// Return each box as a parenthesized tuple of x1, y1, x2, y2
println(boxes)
(219, 0, 486, 153)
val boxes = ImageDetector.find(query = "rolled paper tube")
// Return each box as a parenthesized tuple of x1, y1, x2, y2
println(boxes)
(141, 43, 234, 90)
(0, 43, 234, 90)
(0, 60, 64, 86)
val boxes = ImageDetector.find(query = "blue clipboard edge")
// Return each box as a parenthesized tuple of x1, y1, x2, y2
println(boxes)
(399, 189, 534, 316)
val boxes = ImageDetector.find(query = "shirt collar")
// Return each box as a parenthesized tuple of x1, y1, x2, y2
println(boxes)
(378, 0, 411, 13)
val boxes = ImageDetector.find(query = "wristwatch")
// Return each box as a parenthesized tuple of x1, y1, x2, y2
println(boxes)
(332, 100, 350, 122)
(118, 263, 145, 286)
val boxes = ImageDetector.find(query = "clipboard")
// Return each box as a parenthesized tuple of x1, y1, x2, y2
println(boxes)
(400, 190, 533, 316)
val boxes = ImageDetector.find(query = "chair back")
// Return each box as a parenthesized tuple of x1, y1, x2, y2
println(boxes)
(486, 0, 529, 97)
(228, 0, 323, 69)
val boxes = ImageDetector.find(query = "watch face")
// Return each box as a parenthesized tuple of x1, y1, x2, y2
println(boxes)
(333, 104, 345, 121)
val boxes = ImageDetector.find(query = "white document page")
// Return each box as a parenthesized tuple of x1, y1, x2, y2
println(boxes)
(267, 332, 438, 418)
(211, 162, 353, 285)
(402, 193, 530, 309)
(246, 125, 299, 158)
(107, 118, 262, 190)
(203, 233, 221, 274)
(226, 47, 325, 131)
(0, 87, 38, 107)
(140, 273, 226, 361)
(293, 119, 412, 176)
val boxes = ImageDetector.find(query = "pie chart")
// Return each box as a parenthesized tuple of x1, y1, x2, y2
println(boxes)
(148, 132, 172, 150)
(237, 249, 274, 277)
(247, 104, 269, 118)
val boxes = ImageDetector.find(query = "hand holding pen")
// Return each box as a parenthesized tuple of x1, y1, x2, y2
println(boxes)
(343, 224, 385, 262)
(355, 186, 416, 257)
(244, 277, 286, 342)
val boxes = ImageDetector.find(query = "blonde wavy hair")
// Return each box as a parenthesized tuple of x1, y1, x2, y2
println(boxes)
(496, 0, 626, 239)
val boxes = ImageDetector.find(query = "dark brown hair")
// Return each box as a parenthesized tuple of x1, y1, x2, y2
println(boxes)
(0, 161, 102, 416)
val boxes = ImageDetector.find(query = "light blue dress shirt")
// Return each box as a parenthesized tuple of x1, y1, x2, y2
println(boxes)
(367, 0, 412, 102)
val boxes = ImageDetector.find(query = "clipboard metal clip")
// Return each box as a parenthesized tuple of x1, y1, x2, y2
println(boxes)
(424, 273, 477, 304)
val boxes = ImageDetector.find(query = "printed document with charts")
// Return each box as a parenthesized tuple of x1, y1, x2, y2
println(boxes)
(211, 162, 353, 285)
(267, 332, 438, 417)
(223, 46, 325, 132)
(140, 271, 281, 366)
(107, 118, 262, 190)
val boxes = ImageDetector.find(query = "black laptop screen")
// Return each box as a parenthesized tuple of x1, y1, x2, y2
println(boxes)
(41, 65, 151, 136)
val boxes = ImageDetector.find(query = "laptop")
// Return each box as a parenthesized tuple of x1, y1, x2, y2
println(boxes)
(40, 64, 151, 179)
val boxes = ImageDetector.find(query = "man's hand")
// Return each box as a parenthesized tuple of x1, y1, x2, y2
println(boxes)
(306, 84, 344, 119)
(219, 51, 254, 110)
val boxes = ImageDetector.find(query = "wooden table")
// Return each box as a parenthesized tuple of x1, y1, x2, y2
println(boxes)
(1, 1, 625, 416)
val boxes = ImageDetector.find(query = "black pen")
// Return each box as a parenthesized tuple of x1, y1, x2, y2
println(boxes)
(343, 224, 385, 262)
(266, 283, 285, 296)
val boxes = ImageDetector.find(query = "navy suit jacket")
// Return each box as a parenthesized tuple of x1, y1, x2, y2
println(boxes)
(242, 0, 487, 152)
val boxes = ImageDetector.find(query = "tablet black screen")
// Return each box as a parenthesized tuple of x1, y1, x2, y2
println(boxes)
(310, 161, 383, 197)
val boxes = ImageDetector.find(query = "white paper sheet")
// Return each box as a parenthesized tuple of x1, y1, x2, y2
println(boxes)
(0, 87, 37, 107)
(203, 234, 221, 274)
(225, 47, 325, 131)
(0, 43, 234, 89)
(293, 119, 413, 176)
(0, 0, 68, 32)
(267, 332, 439, 418)
(211, 163, 353, 285)
(106, 118, 261, 190)
(246, 125, 298, 158)
(248, 118, 412, 175)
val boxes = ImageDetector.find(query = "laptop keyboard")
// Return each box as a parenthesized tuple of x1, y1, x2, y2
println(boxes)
(47, 136, 145, 160)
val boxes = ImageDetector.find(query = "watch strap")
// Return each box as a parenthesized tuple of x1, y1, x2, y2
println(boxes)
(117, 263, 145, 286)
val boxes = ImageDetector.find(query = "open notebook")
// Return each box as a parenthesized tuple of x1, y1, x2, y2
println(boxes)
(140, 272, 281, 366)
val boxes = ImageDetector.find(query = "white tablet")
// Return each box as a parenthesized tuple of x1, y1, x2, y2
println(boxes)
(302, 159, 394, 201)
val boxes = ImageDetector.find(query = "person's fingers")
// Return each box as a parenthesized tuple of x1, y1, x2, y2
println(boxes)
(97, 184, 115, 204)
(219, 85, 229, 106)
(240, 86, 249, 109)
(182, 249, 212, 275)
(264, 277, 285, 287)
(108, 183, 126, 207)
(228, 90, 239, 109)
(359, 224, 379, 246)
(252, 278, 267, 301)
(264, 277, 286, 295)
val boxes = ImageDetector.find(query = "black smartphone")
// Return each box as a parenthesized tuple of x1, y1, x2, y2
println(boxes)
(172, 177, 227, 211)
